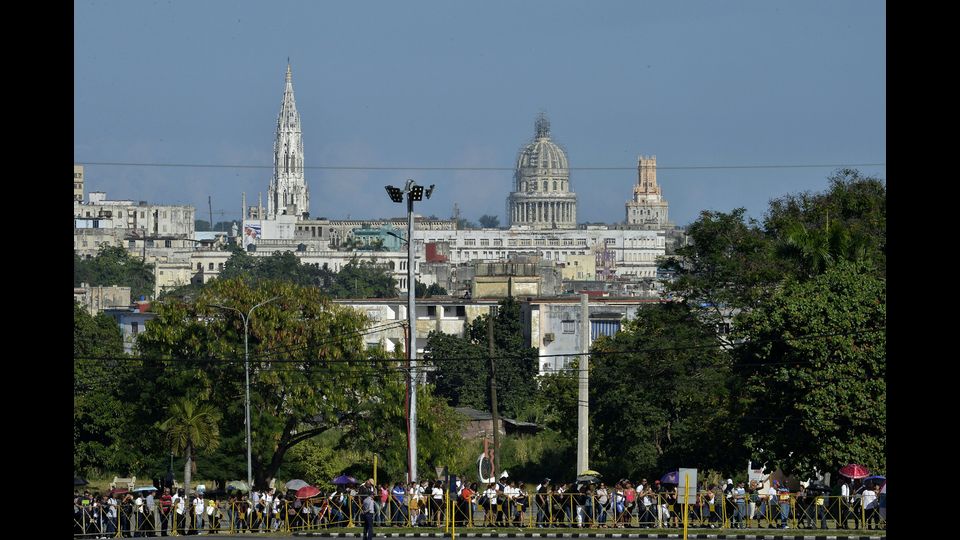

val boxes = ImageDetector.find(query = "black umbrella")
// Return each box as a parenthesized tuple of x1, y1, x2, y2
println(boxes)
(74, 476, 89, 486)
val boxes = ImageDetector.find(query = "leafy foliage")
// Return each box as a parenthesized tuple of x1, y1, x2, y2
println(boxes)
(136, 277, 380, 488)
(588, 302, 739, 479)
(415, 281, 449, 298)
(74, 302, 143, 476)
(732, 261, 885, 476)
(74, 245, 156, 300)
(424, 297, 538, 419)
(478, 215, 500, 229)
(217, 251, 397, 298)
(158, 396, 222, 497)
(337, 375, 466, 481)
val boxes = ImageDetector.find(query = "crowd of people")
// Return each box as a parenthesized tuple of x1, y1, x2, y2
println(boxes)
(73, 474, 885, 537)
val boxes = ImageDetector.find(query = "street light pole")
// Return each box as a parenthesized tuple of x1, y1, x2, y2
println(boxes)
(210, 296, 279, 493)
(406, 189, 418, 484)
(385, 180, 434, 484)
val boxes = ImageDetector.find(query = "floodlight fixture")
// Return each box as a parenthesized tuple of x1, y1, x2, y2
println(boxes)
(385, 185, 404, 203)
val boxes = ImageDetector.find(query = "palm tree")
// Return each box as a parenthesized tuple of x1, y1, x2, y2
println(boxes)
(158, 397, 221, 499)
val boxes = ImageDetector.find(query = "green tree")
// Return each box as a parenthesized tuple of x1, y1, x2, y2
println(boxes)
(732, 261, 885, 475)
(478, 215, 500, 229)
(765, 171, 885, 281)
(659, 208, 782, 336)
(424, 297, 538, 419)
(588, 302, 739, 479)
(764, 169, 885, 277)
(218, 250, 335, 289)
(158, 396, 222, 498)
(74, 302, 142, 475)
(338, 374, 466, 480)
(137, 277, 380, 488)
(75, 245, 156, 300)
(415, 281, 448, 298)
(327, 259, 398, 298)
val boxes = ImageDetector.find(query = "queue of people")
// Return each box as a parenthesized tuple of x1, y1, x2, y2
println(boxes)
(73, 474, 885, 536)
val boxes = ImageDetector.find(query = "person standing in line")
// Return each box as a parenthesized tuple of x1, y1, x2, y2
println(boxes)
(193, 491, 205, 534)
(158, 487, 172, 536)
(104, 493, 118, 538)
(861, 483, 878, 530)
(746, 481, 758, 527)
(777, 484, 791, 529)
(732, 482, 746, 528)
(145, 488, 157, 535)
(535, 479, 550, 528)
(361, 479, 376, 540)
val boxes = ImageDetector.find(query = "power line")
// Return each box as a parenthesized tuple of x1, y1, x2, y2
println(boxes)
(74, 325, 884, 366)
(76, 161, 886, 173)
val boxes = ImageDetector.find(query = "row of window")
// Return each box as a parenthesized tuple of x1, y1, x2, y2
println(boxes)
(519, 179, 566, 192)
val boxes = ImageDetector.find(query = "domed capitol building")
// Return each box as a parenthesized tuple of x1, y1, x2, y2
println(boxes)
(507, 113, 577, 229)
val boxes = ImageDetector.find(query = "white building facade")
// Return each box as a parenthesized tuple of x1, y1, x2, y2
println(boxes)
(416, 226, 665, 278)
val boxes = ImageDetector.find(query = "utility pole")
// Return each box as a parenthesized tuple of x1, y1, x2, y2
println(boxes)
(576, 293, 590, 474)
(208, 195, 214, 231)
(487, 305, 500, 476)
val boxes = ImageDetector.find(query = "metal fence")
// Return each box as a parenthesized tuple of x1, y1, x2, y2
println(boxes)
(72, 490, 885, 537)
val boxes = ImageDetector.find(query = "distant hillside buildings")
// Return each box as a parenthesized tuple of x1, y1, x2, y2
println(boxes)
(75, 63, 685, 364)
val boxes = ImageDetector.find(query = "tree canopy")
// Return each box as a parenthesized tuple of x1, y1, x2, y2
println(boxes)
(75, 244, 156, 300)
(424, 296, 539, 419)
(136, 277, 382, 488)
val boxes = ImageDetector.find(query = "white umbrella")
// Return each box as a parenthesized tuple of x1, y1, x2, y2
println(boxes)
(285, 479, 309, 491)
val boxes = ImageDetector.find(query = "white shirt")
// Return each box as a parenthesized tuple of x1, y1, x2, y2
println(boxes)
(841, 483, 851, 502)
(174, 496, 185, 515)
(135, 496, 144, 513)
(106, 497, 117, 518)
(206, 500, 216, 516)
(252, 491, 261, 505)
(862, 489, 877, 509)
(194, 497, 204, 515)
(483, 487, 498, 504)
(432, 487, 443, 500)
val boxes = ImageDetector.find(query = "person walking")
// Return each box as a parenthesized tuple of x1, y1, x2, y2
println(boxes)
(361, 479, 376, 540)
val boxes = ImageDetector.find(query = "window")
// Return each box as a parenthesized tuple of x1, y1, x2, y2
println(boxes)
(562, 320, 575, 334)
(543, 181, 548, 190)
(464, 239, 476, 246)
(197, 263, 202, 270)
(131, 322, 139, 336)
(493, 239, 503, 246)
(480, 239, 489, 246)
(427, 306, 437, 317)
(456, 306, 466, 317)
(218, 263, 224, 271)
(208, 262, 214, 270)
(164, 240, 172, 248)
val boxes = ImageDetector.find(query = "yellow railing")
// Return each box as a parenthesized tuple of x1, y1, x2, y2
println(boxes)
(72, 489, 885, 537)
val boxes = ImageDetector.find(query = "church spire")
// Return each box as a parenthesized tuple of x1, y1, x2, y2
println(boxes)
(268, 62, 309, 219)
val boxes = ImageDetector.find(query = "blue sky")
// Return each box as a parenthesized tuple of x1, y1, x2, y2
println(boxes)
(74, 0, 885, 228)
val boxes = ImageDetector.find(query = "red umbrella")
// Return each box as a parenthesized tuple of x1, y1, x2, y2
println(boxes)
(109, 488, 129, 496)
(839, 464, 870, 479)
(296, 485, 321, 499)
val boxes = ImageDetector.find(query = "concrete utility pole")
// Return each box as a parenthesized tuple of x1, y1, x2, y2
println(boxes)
(576, 293, 589, 474)
(487, 306, 500, 476)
